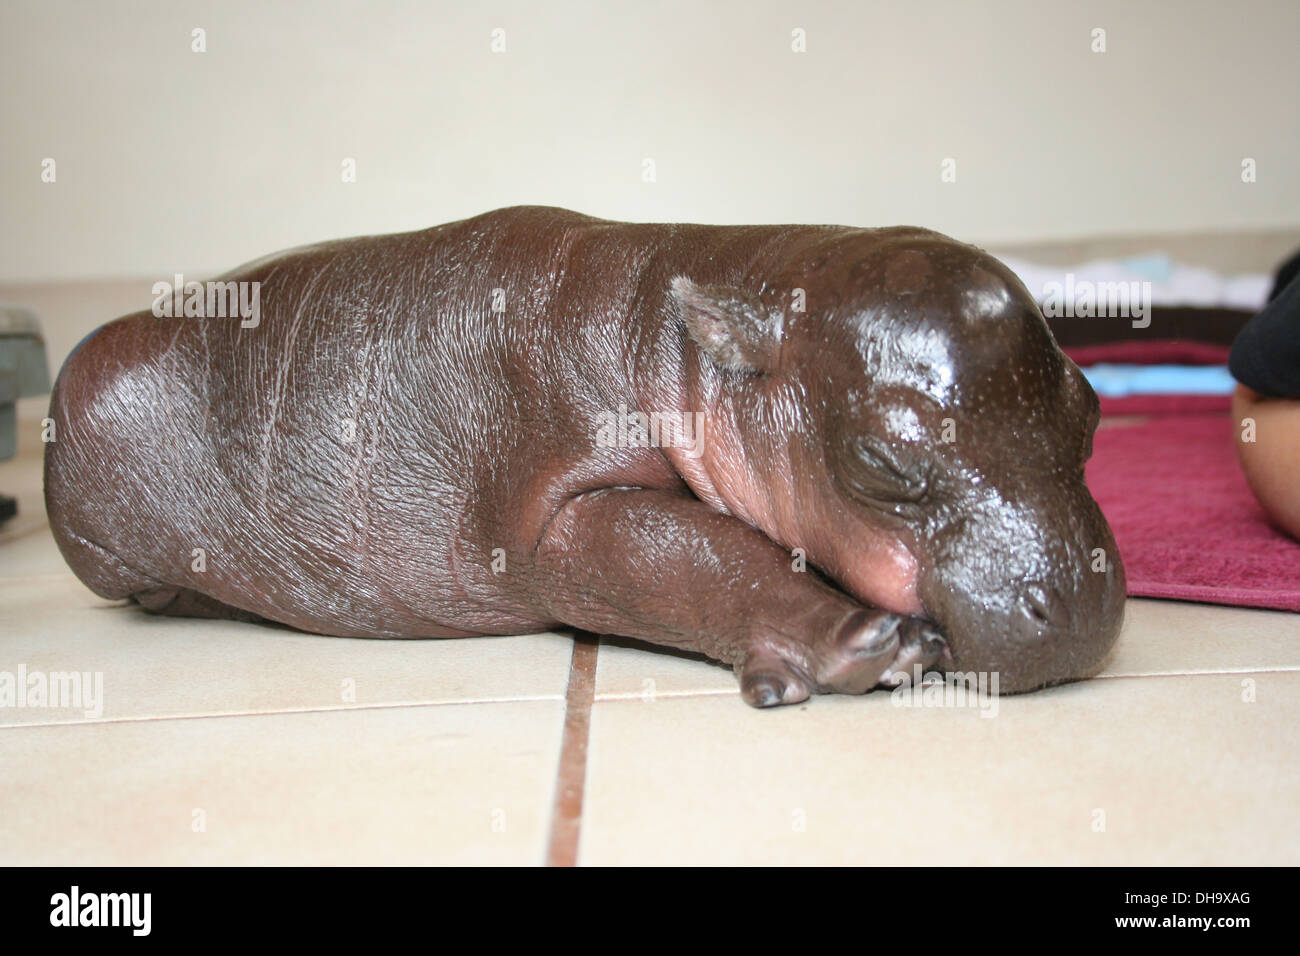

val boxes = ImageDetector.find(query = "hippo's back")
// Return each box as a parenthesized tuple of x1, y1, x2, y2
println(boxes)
(43, 209, 613, 637)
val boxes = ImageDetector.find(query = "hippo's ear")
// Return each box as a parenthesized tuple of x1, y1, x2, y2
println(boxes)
(669, 276, 779, 374)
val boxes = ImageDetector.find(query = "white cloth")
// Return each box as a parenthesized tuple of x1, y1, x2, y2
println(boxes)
(996, 253, 1271, 312)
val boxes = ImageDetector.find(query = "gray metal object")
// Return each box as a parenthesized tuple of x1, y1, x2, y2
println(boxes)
(0, 304, 51, 463)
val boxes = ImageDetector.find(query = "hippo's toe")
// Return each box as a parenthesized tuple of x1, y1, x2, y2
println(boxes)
(736, 650, 814, 708)
(879, 619, 950, 687)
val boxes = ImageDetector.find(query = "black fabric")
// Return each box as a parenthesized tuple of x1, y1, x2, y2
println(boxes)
(1229, 249, 1300, 398)
(1045, 306, 1252, 348)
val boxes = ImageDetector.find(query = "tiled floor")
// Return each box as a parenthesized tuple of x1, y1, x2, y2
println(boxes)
(2, 281, 1298, 865)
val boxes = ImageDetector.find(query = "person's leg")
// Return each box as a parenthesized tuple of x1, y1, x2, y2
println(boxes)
(1232, 384, 1300, 541)
(1229, 252, 1300, 540)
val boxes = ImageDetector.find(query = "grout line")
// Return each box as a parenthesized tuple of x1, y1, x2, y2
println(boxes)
(595, 687, 739, 702)
(1093, 666, 1300, 680)
(587, 667, 1300, 704)
(0, 693, 566, 731)
(545, 634, 599, 867)
(0, 663, 1295, 733)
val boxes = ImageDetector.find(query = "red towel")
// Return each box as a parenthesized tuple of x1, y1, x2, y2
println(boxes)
(1066, 340, 1231, 369)
(1066, 341, 1300, 612)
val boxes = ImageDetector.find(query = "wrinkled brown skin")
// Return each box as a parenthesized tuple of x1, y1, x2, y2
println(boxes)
(45, 206, 1125, 707)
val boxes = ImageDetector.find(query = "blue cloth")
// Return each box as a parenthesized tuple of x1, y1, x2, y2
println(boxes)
(1117, 253, 1174, 283)
(1081, 363, 1237, 398)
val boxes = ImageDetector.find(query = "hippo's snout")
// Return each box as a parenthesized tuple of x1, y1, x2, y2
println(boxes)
(918, 493, 1127, 694)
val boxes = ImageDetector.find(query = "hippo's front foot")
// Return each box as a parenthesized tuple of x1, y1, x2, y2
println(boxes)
(737, 612, 949, 708)
(530, 486, 951, 709)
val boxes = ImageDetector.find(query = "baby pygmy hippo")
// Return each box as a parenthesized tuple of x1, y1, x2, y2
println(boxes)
(45, 206, 1124, 707)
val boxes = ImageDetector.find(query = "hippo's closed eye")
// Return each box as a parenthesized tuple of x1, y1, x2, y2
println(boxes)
(843, 437, 930, 506)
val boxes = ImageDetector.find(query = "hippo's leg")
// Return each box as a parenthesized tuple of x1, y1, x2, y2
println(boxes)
(532, 487, 944, 707)
(56, 526, 262, 623)
(132, 586, 267, 623)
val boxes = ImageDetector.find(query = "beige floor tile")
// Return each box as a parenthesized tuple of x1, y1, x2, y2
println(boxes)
(579, 671, 1300, 865)
(595, 635, 736, 700)
(0, 575, 574, 724)
(0, 699, 563, 865)
(0, 527, 69, 578)
(1101, 597, 1300, 677)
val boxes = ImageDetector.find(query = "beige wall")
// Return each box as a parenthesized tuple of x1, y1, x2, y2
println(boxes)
(2, 0, 1297, 282)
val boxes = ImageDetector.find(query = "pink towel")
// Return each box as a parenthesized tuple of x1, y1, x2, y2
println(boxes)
(1061, 339, 1300, 611)
(1066, 340, 1232, 369)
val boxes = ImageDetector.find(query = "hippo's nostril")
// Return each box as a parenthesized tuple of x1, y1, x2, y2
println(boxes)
(1019, 583, 1062, 630)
